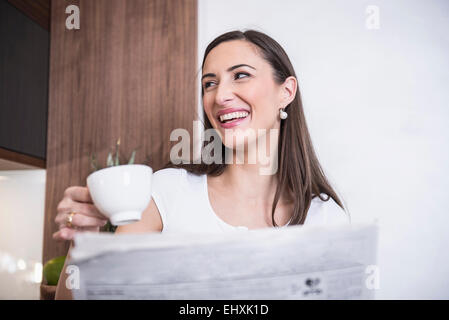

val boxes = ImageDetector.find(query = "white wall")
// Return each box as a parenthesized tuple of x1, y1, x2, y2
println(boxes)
(0, 170, 46, 299)
(198, 0, 449, 299)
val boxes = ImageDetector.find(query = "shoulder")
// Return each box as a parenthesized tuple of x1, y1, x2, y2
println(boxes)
(152, 167, 204, 195)
(151, 167, 206, 232)
(305, 194, 350, 226)
(153, 167, 187, 184)
(151, 168, 187, 200)
(151, 168, 189, 227)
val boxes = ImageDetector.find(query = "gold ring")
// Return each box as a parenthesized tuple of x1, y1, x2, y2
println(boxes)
(66, 211, 76, 228)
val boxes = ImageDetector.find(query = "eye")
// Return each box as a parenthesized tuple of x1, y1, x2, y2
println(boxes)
(235, 72, 250, 80)
(203, 81, 216, 89)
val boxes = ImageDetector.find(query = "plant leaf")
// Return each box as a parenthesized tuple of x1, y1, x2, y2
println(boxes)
(107, 152, 114, 167)
(90, 153, 98, 172)
(114, 138, 120, 166)
(101, 220, 117, 233)
(128, 150, 136, 165)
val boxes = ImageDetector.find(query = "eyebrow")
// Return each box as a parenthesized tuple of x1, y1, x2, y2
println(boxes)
(201, 64, 256, 81)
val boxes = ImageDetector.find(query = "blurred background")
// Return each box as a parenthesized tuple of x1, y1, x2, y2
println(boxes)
(1, 0, 448, 299)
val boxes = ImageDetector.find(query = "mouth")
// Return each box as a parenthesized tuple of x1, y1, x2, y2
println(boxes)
(216, 109, 251, 129)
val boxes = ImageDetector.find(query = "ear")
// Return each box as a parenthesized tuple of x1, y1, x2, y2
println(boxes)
(279, 76, 297, 108)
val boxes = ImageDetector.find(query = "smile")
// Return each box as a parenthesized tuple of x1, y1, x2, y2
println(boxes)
(219, 111, 249, 123)
(216, 109, 251, 129)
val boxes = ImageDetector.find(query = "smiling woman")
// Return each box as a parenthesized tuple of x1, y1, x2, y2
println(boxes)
(53, 29, 348, 244)
(53, 29, 349, 299)
(162, 29, 349, 229)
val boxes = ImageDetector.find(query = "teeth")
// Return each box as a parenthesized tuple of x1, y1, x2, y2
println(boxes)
(219, 111, 249, 122)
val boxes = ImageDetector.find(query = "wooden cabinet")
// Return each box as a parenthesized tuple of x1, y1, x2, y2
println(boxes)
(43, 0, 197, 273)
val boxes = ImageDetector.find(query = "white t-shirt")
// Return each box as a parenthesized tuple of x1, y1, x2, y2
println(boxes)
(151, 168, 349, 234)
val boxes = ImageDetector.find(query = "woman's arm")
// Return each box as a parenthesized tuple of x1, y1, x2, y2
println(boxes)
(114, 197, 163, 234)
(54, 198, 163, 299)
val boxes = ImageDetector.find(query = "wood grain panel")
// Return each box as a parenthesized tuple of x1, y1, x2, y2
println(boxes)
(43, 0, 197, 267)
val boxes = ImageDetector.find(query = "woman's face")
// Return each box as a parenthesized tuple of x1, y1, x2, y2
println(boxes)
(201, 40, 292, 150)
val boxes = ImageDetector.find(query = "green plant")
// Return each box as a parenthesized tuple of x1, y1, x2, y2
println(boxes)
(89, 139, 138, 233)
(90, 138, 137, 172)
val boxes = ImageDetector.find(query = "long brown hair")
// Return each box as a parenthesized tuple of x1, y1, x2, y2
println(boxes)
(165, 29, 346, 226)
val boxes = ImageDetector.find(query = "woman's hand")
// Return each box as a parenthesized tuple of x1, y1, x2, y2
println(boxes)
(52, 186, 108, 241)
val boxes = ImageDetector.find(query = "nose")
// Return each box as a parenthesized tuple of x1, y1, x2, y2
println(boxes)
(214, 81, 234, 106)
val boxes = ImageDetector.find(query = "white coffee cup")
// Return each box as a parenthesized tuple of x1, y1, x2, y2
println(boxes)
(86, 164, 153, 226)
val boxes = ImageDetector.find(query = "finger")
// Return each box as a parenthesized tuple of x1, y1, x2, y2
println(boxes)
(67, 200, 106, 220)
(53, 227, 101, 241)
(56, 199, 107, 222)
(52, 228, 77, 241)
(56, 212, 107, 228)
(58, 220, 106, 230)
(64, 186, 93, 203)
(71, 212, 107, 228)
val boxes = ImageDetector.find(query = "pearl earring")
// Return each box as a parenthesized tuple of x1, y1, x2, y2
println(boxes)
(279, 108, 288, 120)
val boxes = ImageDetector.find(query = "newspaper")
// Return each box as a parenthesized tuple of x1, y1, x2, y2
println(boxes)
(69, 222, 378, 300)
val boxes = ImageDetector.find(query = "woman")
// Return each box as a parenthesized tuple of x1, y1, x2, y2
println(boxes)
(53, 30, 348, 298)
